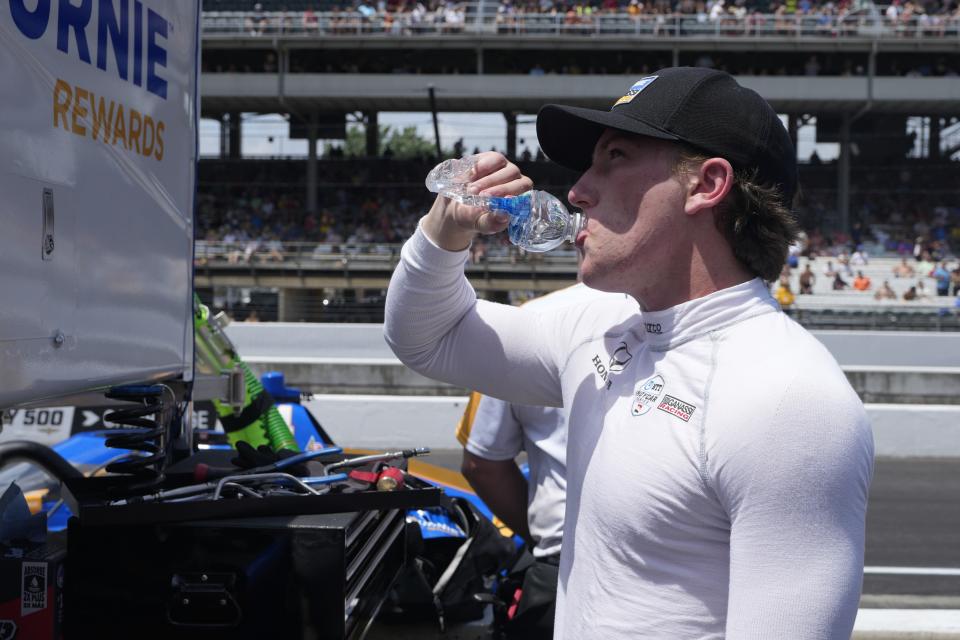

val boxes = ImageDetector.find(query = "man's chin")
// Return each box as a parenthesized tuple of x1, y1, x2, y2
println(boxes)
(581, 267, 617, 294)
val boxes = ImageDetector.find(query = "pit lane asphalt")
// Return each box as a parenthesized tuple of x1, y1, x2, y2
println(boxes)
(864, 457, 960, 600)
(366, 454, 960, 639)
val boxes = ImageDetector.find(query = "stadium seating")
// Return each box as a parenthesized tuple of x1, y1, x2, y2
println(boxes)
(196, 4, 960, 325)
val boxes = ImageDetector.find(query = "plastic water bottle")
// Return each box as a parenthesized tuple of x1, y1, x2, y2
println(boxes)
(425, 156, 584, 253)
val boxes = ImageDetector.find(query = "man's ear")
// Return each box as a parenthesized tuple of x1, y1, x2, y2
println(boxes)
(683, 157, 734, 216)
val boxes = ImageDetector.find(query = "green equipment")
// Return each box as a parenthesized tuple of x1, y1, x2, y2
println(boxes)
(193, 295, 299, 452)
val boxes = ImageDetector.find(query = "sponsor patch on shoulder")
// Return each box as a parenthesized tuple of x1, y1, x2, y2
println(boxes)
(614, 76, 658, 106)
(657, 394, 697, 422)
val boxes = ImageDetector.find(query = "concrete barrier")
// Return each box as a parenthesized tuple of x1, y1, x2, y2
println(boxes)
(843, 367, 960, 404)
(853, 609, 960, 639)
(245, 359, 960, 404)
(246, 358, 462, 396)
(229, 323, 960, 455)
(813, 332, 960, 368)
(304, 395, 469, 450)
(303, 394, 960, 457)
(869, 404, 960, 457)
(227, 324, 960, 369)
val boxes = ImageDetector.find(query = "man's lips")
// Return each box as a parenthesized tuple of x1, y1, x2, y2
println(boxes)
(575, 228, 588, 249)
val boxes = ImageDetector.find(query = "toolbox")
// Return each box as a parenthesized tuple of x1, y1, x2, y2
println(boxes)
(62, 449, 445, 527)
(65, 509, 415, 639)
(62, 448, 445, 638)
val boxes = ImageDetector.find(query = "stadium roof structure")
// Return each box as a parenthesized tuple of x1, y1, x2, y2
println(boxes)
(199, 17, 960, 115)
(200, 71, 960, 116)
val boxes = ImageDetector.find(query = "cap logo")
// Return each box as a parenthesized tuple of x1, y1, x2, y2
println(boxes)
(614, 76, 658, 107)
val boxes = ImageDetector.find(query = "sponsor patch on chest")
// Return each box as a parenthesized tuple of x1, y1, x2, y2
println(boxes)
(631, 374, 665, 416)
(656, 394, 697, 422)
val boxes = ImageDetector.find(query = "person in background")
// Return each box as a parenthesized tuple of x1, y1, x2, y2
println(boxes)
(833, 272, 849, 290)
(913, 235, 925, 262)
(853, 270, 872, 291)
(933, 261, 951, 296)
(892, 258, 915, 279)
(874, 281, 897, 301)
(457, 283, 625, 639)
(823, 260, 838, 278)
(798, 262, 816, 294)
(302, 8, 319, 32)
(774, 278, 796, 307)
(837, 250, 854, 276)
(917, 252, 936, 277)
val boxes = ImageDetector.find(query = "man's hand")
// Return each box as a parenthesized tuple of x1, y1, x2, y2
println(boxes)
(421, 152, 534, 252)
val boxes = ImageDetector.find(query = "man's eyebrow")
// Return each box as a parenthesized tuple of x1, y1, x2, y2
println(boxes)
(592, 132, 637, 161)
(597, 133, 626, 150)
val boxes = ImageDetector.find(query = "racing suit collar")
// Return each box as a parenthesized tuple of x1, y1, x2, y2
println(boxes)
(639, 278, 780, 350)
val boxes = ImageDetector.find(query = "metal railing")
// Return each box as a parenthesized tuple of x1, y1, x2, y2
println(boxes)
(195, 241, 960, 328)
(201, 9, 960, 40)
(195, 240, 403, 267)
(194, 240, 579, 268)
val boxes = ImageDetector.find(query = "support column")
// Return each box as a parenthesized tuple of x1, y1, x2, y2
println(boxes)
(228, 112, 241, 159)
(787, 114, 799, 149)
(428, 86, 442, 158)
(504, 111, 517, 159)
(219, 113, 230, 158)
(929, 116, 941, 160)
(837, 113, 851, 234)
(306, 114, 318, 214)
(365, 111, 378, 157)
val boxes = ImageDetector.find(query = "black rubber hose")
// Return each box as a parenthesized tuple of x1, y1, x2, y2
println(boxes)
(0, 440, 83, 481)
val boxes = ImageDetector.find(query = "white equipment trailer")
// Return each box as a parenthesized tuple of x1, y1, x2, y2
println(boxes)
(1, 0, 200, 408)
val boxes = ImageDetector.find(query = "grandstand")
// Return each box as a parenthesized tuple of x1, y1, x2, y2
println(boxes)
(194, 0, 960, 326)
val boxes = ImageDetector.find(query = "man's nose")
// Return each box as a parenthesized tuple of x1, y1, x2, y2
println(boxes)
(568, 174, 595, 211)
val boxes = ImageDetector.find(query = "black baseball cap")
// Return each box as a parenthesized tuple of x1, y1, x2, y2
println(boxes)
(536, 67, 797, 204)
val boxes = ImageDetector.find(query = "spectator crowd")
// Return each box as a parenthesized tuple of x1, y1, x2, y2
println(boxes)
(195, 157, 959, 303)
(201, 0, 960, 51)
(201, 0, 960, 77)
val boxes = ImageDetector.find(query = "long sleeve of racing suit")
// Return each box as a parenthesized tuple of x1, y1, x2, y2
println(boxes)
(384, 223, 563, 408)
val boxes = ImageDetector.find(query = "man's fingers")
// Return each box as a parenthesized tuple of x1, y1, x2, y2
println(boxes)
(474, 175, 535, 198)
(429, 151, 530, 238)
(469, 151, 509, 182)
(469, 163, 529, 196)
(474, 211, 510, 235)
